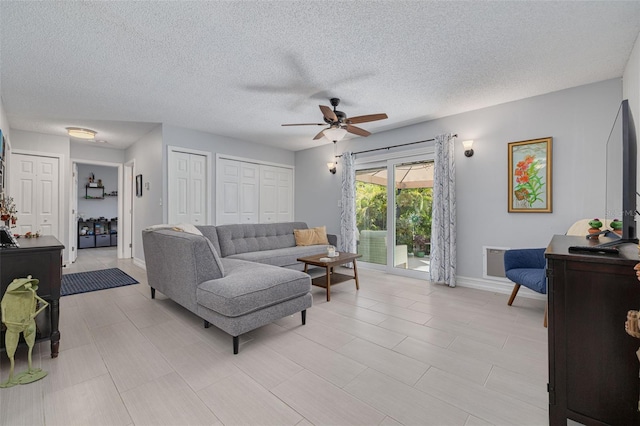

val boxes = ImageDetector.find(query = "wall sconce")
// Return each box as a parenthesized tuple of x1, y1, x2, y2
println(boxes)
(462, 140, 474, 157)
(327, 162, 337, 174)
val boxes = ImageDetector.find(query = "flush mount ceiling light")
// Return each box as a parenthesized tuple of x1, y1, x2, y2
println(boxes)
(66, 127, 97, 140)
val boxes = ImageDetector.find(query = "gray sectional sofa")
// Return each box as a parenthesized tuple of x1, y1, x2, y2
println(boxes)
(142, 222, 336, 354)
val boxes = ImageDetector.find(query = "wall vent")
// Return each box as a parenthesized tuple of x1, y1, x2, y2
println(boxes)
(483, 246, 510, 281)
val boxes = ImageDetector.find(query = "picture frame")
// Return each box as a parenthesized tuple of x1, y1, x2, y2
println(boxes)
(508, 137, 552, 213)
(136, 174, 143, 197)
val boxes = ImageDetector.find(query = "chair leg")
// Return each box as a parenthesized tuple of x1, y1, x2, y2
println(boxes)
(544, 301, 548, 328)
(233, 336, 239, 355)
(507, 284, 521, 306)
(301, 309, 306, 325)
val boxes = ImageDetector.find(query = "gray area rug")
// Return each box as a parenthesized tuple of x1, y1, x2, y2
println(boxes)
(61, 268, 138, 296)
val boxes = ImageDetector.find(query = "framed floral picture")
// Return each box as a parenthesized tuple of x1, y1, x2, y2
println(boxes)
(508, 137, 552, 213)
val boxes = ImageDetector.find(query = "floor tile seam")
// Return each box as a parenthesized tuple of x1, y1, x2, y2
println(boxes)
(364, 302, 434, 325)
(195, 369, 305, 425)
(415, 366, 547, 424)
(285, 367, 388, 422)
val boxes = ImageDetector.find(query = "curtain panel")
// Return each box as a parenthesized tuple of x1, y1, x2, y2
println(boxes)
(429, 133, 457, 287)
(340, 152, 357, 260)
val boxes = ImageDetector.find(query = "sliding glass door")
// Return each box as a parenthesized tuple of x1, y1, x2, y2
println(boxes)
(355, 153, 434, 277)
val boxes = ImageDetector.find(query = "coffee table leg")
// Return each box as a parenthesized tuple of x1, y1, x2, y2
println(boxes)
(304, 263, 308, 273)
(353, 259, 360, 291)
(325, 265, 331, 301)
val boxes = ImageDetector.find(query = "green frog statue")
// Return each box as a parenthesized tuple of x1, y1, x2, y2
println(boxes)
(0, 276, 49, 388)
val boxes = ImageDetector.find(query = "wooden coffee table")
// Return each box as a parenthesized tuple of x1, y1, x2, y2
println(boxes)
(297, 252, 362, 301)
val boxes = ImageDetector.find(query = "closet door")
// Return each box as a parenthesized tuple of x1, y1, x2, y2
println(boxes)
(276, 167, 293, 222)
(216, 159, 241, 225)
(260, 165, 292, 223)
(240, 162, 259, 223)
(10, 153, 60, 238)
(168, 150, 208, 225)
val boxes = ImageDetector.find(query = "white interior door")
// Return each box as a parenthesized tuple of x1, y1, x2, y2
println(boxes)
(168, 148, 208, 225)
(190, 153, 206, 225)
(11, 153, 60, 238)
(70, 162, 78, 262)
(259, 166, 278, 223)
(240, 163, 259, 223)
(216, 159, 240, 225)
(276, 167, 293, 222)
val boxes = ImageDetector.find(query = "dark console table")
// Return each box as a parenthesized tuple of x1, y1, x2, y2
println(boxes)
(0, 236, 64, 358)
(546, 235, 640, 425)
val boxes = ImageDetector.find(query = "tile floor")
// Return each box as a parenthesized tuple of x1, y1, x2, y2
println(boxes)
(0, 247, 550, 425)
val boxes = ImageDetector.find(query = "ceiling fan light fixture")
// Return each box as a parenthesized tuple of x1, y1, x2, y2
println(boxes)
(323, 127, 347, 142)
(66, 127, 97, 140)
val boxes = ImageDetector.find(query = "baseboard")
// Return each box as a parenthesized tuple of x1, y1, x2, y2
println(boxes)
(133, 257, 146, 270)
(456, 275, 546, 300)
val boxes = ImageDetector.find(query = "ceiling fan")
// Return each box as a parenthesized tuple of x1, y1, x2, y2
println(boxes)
(282, 98, 388, 141)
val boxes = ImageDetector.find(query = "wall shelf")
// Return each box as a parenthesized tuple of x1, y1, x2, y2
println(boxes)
(85, 185, 105, 199)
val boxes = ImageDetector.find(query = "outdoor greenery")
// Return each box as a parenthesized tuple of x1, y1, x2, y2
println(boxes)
(355, 181, 433, 253)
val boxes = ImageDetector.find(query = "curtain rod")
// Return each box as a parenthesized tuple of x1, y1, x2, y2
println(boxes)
(335, 134, 457, 157)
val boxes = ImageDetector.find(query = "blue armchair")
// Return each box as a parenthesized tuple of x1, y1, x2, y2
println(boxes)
(504, 248, 547, 327)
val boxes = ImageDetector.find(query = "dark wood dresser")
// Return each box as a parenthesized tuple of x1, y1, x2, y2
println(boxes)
(0, 236, 64, 358)
(546, 235, 640, 425)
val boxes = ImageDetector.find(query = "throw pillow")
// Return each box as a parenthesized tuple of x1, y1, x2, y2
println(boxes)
(294, 226, 330, 246)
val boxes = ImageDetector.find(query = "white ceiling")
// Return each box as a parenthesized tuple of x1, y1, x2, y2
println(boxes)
(1, 1, 639, 151)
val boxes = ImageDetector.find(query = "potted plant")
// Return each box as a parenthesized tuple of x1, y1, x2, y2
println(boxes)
(611, 219, 623, 235)
(588, 218, 603, 235)
(0, 195, 17, 224)
(413, 234, 429, 258)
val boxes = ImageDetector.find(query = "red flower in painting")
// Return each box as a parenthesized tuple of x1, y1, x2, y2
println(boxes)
(513, 153, 543, 207)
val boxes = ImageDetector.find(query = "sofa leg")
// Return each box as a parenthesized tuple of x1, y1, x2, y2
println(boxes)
(507, 284, 521, 306)
(301, 309, 306, 325)
(233, 336, 239, 354)
(204, 320, 210, 328)
(150, 287, 156, 299)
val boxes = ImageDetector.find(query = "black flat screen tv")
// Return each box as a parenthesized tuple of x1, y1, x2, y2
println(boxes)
(600, 99, 638, 247)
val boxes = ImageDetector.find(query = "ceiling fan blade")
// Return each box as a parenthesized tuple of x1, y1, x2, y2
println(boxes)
(313, 130, 326, 140)
(346, 124, 371, 137)
(347, 113, 388, 124)
(281, 123, 325, 126)
(319, 105, 337, 122)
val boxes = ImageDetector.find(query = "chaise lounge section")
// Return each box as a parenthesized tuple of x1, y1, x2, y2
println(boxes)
(142, 222, 336, 353)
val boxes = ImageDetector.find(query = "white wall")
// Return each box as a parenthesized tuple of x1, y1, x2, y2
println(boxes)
(77, 164, 118, 220)
(125, 125, 163, 264)
(296, 78, 623, 288)
(71, 143, 125, 163)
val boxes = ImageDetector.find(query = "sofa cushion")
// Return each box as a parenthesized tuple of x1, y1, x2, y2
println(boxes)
(216, 222, 309, 257)
(197, 259, 311, 317)
(227, 244, 330, 268)
(294, 226, 330, 246)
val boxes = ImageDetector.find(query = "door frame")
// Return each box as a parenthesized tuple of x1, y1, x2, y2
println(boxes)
(12, 149, 66, 259)
(355, 146, 435, 279)
(167, 145, 213, 225)
(70, 158, 127, 262)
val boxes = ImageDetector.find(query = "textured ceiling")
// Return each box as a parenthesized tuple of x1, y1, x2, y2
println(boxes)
(1, 1, 639, 151)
